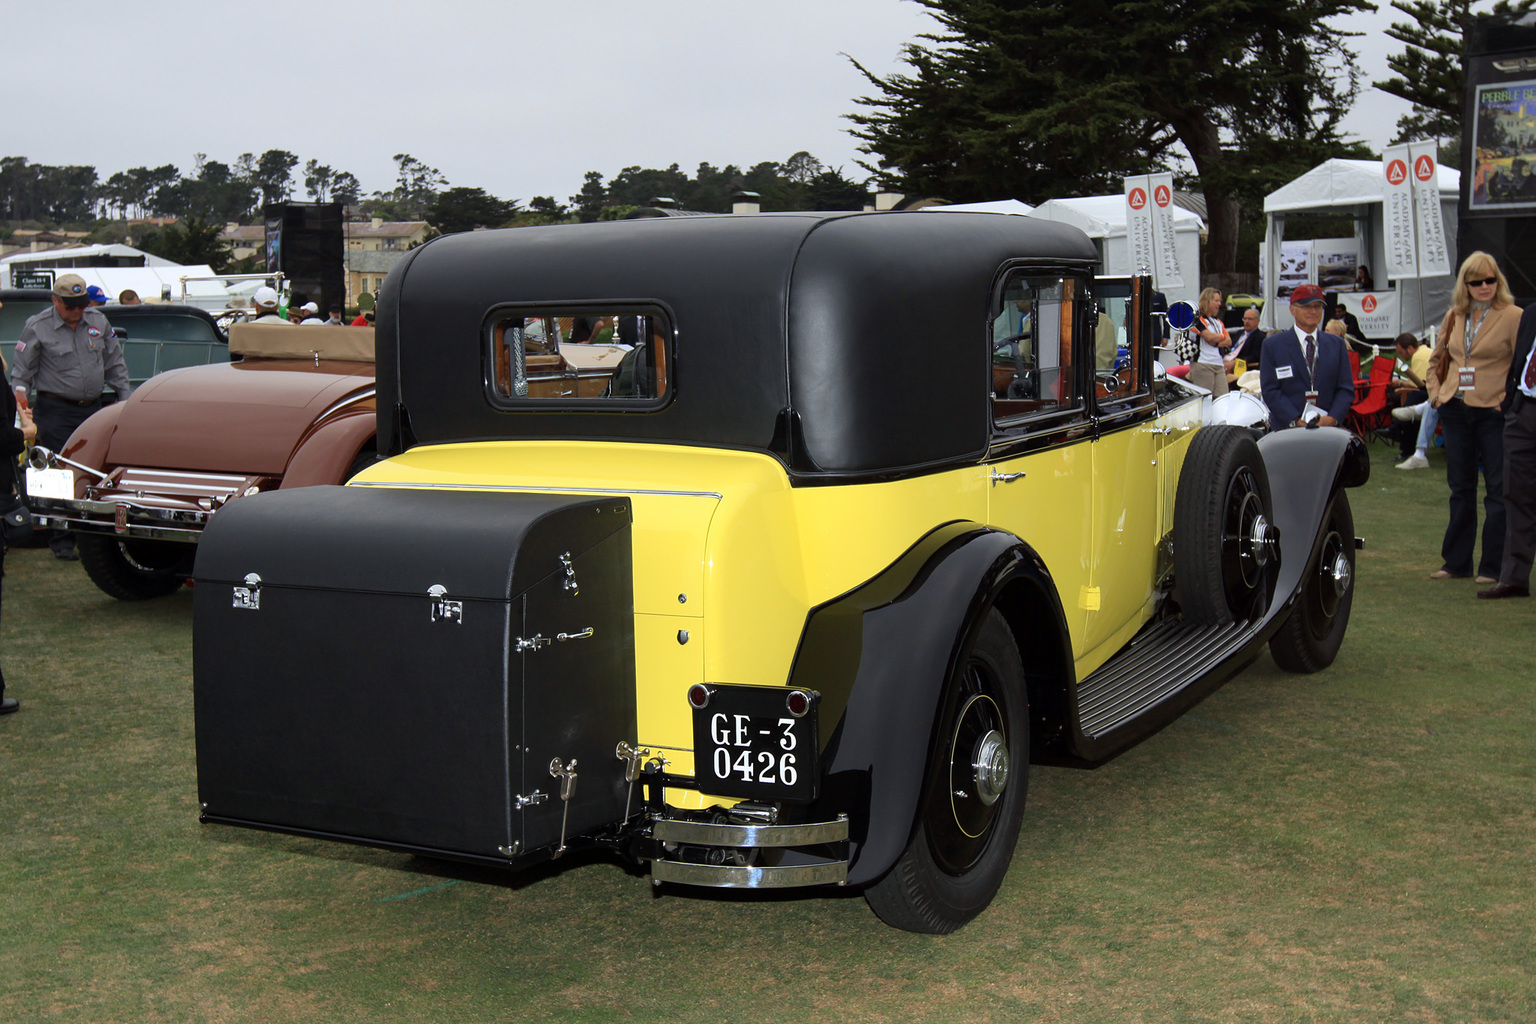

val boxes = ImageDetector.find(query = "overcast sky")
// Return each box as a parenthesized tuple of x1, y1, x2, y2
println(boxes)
(6, 1, 1426, 207)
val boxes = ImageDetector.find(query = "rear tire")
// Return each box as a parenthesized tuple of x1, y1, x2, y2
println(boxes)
(1174, 425, 1277, 625)
(1270, 492, 1354, 673)
(77, 534, 189, 601)
(864, 608, 1029, 934)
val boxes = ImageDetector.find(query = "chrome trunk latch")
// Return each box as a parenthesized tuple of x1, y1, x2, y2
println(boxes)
(515, 634, 551, 652)
(515, 790, 547, 809)
(549, 758, 579, 858)
(232, 573, 261, 610)
(560, 552, 579, 596)
(427, 584, 462, 624)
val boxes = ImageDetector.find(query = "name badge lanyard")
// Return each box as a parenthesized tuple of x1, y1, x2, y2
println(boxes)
(1459, 311, 1483, 392)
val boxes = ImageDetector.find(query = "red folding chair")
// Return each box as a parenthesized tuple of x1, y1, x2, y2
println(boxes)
(1346, 356, 1395, 441)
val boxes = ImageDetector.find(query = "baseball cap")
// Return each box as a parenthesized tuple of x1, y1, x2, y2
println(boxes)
(300, 301, 319, 314)
(53, 274, 89, 298)
(1289, 283, 1326, 306)
(85, 285, 108, 303)
(253, 286, 280, 309)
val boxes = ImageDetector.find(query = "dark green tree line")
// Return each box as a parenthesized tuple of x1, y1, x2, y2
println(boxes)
(565, 153, 868, 222)
(849, 0, 1375, 274)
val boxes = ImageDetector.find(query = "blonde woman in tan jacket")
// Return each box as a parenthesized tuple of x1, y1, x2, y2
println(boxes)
(1426, 251, 1521, 581)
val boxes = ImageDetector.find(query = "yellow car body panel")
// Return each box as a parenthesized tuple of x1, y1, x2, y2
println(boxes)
(353, 423, 1184, 798)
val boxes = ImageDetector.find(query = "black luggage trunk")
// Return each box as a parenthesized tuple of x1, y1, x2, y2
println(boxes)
(193, 485, 636, 865)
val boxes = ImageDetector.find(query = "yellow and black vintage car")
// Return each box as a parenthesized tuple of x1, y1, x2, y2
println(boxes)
(192, 211, 1368, 933)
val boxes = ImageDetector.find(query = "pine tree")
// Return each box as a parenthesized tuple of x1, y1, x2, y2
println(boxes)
(848, 0, 1373, 274)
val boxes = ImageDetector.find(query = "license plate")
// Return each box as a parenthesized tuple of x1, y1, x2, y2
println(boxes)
(691, 684, 819, 802)
(26, 466, 74, 501)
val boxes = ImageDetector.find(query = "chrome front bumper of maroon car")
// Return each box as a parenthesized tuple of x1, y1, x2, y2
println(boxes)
(27, 466, 273, 543)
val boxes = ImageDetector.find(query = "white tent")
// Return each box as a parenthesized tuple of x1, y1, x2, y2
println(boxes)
(1261, 158, 1459, 340)
(0, 245, 234, 309)
(920, 199, 1036, 216)
(1028, 195, 1204, 307)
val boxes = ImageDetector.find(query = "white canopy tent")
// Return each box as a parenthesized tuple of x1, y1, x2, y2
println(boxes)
(920, 199, 1036, 216)
(0, 245, 234, 309)
(1261, 158, 1459, 341)
(1028, 195, 1204, 307)
(923, 196, 1203, 306)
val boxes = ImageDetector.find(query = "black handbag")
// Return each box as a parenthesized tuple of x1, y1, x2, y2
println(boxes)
(1, 458, 32, 547)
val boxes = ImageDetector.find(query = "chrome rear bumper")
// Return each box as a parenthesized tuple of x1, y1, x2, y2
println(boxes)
(647, 814, 849, 888)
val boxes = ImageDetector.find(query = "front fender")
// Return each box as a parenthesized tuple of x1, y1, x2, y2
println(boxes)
(789, 523, 1069, 886)
(61, 403, 125, 498)
(280, 412, 376, 489)
(1257, 426, 1369, 625)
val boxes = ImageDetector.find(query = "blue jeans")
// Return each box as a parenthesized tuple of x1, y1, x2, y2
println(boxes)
(1416, 400, 1440, 451)
(1438, 398, 1505, 578)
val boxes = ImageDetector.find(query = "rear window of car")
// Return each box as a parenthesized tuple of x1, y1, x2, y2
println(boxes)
(0, 300, 49, 342)
(107, 313, 220, 343)
(485, 306, 671, 408)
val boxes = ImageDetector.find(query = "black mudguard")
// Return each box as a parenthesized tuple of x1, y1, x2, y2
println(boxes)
(787, 523, 1070, 886)
(1256, 427, 1369, 626)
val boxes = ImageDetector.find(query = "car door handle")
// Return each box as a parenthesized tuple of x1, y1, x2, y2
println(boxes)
(990, 470, 1026, 485)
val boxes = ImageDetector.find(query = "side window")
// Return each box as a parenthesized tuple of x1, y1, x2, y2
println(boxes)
(1091, 279, 1148, 402)
(991, 273, 1081, 422)
(487, 307, 670, 405)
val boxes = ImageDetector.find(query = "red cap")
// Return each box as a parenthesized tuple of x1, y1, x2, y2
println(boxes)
(1289, 283, 1326, 306)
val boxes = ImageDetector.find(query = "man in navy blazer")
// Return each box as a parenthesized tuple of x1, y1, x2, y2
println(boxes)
(1480, 304, 1536, 598)
(1260, 284, 1355, 430)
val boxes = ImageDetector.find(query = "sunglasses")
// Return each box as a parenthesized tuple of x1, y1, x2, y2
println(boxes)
(1465, 276, 1498, 288)
(59, 295, 90, 309)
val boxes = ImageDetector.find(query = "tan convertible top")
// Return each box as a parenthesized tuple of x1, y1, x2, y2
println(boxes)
(229, 323, 375, 362)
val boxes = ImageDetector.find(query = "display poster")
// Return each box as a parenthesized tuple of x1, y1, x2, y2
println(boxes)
(1337, 291, 1398, 339)
(1123, 176, 1154, 277)
(1382, 144, 1418, 280)
(1313, 242, 1358, 293)
(1470, 78, 1536, 211)
(1276, 240, 1312, 300)
(264, 217, 283, 273)
(1148, 172, 1183, 289)
(1408, 141, 1451, 275)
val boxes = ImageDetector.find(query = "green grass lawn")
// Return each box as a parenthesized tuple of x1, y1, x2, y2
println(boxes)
(1, 443, 1532, 1023)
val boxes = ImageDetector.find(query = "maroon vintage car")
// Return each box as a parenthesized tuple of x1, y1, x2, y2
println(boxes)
(27, 324, 379, 599)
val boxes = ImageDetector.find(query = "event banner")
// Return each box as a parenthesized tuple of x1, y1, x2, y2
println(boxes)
(1382, 144, 1418, 280)
(1148, 172, 1183, 289)
(1124, 176, 1155, 277)
(1407, 141, 1451, 276)
(1338, 291, 1398, 339)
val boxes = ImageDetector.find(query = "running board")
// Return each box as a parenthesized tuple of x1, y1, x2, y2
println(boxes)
(1073, 617, 1259, 757)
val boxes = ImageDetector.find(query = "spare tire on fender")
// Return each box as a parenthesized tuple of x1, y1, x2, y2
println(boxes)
(1173, 425, 1280, 625)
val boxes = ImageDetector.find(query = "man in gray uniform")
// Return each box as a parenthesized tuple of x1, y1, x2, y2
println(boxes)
(12, 273, 131, 560)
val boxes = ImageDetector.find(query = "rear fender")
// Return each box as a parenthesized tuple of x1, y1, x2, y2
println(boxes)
(280, 412, 377, 489)
(791, 524, 1070, 886)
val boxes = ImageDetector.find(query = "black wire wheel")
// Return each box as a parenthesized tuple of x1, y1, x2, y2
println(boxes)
(864, 608, 1029, 934)
(1174, 425, 1279, 625)
(1270, 492, 1355, 673)
(77, 534, 190, 601)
